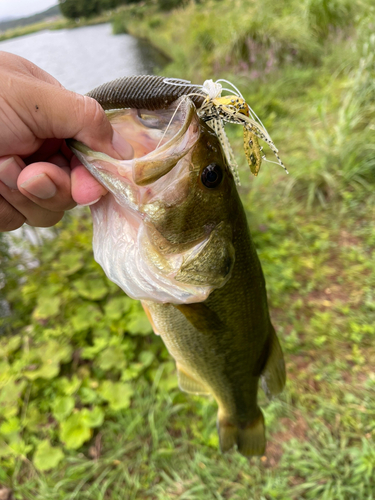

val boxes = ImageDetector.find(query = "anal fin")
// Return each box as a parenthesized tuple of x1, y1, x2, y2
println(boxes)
(176, 364, 210, 395)
(261, 326, 286, 398)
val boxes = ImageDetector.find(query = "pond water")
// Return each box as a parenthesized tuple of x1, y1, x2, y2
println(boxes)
(0, 23, 167, 93)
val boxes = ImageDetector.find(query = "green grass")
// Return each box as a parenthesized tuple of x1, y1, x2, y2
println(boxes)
(1, 0, 375, 498)
(2, 188, 375, 499)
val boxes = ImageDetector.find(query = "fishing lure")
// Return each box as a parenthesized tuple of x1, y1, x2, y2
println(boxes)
(163, 78, 288, 184)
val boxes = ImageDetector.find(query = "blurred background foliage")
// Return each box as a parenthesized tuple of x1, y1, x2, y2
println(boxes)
(1, 0, 375, 498)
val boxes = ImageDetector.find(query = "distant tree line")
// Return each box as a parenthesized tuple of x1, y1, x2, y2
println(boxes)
(0, 5, 61, 32)
(59, 0, 186, 19)
(58, 0, 142, 20)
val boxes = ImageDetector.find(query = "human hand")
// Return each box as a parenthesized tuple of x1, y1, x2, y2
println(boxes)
(0, 51, 133, 232)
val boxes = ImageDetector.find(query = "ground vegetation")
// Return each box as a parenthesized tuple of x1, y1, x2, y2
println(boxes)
(1, 0, 375, 497)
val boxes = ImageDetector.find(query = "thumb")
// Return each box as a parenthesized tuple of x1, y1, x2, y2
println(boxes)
(22, 82, 133, 160)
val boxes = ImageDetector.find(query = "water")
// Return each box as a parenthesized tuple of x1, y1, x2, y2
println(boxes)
(0, 23, 167, 93)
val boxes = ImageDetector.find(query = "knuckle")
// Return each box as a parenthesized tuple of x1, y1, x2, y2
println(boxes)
(48, 196, 76, 212)
(0, 199, 25, 231)
(26, 211, 64, 228)
(82, 96, 107, 129)
(66, 200, 77, 210)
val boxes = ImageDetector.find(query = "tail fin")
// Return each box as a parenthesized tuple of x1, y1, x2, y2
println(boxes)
(217, 410, 265, 457)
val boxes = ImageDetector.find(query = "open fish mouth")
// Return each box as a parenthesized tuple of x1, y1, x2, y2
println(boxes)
(69, 97, 235, 304)
(69, 97, 197, 200)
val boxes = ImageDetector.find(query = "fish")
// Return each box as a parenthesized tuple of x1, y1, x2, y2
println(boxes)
(69, 76, 286, 457)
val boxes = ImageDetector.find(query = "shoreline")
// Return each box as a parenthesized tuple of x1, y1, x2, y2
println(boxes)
(0, 13, 114, 43)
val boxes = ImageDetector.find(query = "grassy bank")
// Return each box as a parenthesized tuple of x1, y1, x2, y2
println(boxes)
(1, 0, 375, 498)
(113, 0, 375, 203)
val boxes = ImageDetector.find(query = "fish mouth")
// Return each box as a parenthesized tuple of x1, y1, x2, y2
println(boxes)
(69, 98, 234, 304)
(69, 96, 198, 194)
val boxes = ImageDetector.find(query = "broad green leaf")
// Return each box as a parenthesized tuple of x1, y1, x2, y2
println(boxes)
(24, 362, 60, 381)
(0, 438, 9, 458)
(126, 308, 153, 336)
(73, 277, 108, 301)
(104, 296, 133, 321)
(81, 337, 108, 360)
(0, 417, 20, 436)
(121, 364, 142, 381)
(41, 340, 72, 364)
(24, 341, 72, 380)
(33, 296, 61, 320)
(0, 380, 26, 405)
(70, 303, 102, 332)
(80, 407, 104, 428)
(0, 405, 17, 420)
(79, 387, 99, 404)
(8, 438, 33, 456)
(0, 359, 10, 378)
(0, 380, 27, 419)
(96, 347, 127, 371)
(57, 376, 82, 396)
(139, 351, 154, 367)
(37, 284, 63, 300)
(40, 327, 65, 338)
(53, 252, 84, 276)
(60, 413, 92, 450)
(24, 404, 47, 432)
(98, 381, 134, 411)
(0, 335, 21, 356)
(33, 439, 64, 471)
(52, 396, 75, 422)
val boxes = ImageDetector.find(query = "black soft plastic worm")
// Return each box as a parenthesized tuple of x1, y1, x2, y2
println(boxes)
(86, 75, 205, 110)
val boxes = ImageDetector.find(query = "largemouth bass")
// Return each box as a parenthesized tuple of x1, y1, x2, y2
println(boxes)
(69, 76, 286, 457)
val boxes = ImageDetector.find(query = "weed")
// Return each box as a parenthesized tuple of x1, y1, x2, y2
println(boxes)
(2, 0, 375, 497)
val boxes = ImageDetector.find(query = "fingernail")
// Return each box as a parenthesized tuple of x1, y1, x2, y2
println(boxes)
(0, 157, 22, 189)
(20, 173, 57, 199)
(78, 197, 101, 207)
(112, 130, 134, 160)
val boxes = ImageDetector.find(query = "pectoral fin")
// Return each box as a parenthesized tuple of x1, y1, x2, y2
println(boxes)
(260, 326, 286, 398)
(173, 302, 226, 335)
(176, 364, 210, 395)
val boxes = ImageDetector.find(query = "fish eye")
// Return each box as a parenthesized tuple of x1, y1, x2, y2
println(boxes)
(201, 163, 223, 188)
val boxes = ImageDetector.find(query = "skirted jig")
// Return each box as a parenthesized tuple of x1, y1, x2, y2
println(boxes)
(164, 78, 288, 185)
